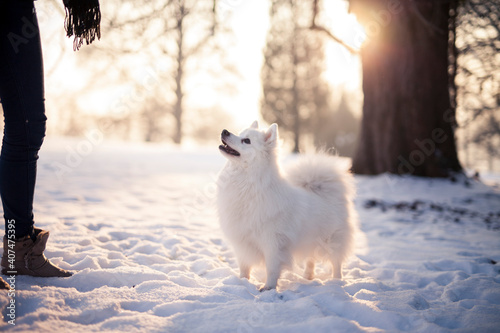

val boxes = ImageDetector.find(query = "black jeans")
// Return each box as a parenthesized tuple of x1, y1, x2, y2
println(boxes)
(0, 0, 46, 239)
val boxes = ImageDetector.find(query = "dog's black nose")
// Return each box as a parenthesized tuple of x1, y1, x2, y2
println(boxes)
(222, 129, 230, 137)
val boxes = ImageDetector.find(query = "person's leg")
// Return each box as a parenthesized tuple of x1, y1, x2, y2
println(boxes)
(0, 0, 46, 240)
(0, 0, 71, 278)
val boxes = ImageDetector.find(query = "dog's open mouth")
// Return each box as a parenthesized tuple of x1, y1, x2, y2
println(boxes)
(219, 139, 240, 156)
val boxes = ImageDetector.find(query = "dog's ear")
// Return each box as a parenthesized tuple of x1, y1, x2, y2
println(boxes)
(264, 123, 278, 145)
(250, 120, 259, 129)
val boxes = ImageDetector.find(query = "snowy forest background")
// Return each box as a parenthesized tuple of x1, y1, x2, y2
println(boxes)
(1, 0, 498, 172)
(0, 1, 499, 331)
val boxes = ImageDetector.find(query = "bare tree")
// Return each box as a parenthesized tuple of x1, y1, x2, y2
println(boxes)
(261, 0, 332, 153)
(456, 0, 500, 170)
(309, 0, 499, 174)
(168, 0, 219, 143)
(84, 0, 228, 144)
(346, 0, 462, 177)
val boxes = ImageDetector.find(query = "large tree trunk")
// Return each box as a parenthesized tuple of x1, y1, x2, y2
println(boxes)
(351, 0, 462, 177)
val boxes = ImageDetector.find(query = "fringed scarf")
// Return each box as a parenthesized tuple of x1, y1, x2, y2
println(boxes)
(63, 0, 101, 51)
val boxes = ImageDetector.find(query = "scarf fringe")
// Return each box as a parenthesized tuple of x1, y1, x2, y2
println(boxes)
(63, 0, 101, 51)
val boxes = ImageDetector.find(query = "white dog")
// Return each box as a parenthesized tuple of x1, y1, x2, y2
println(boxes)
(217, 121, 357, 291)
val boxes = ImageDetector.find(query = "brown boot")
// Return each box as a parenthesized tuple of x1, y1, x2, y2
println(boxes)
(0, 277, 9, 289)
(1, 228, 72, 277)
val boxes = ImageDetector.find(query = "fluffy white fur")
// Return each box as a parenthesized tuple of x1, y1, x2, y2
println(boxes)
(217, 121, 357, 291)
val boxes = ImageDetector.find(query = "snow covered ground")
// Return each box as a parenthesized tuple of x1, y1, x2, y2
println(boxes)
(1, 137, 499, 332)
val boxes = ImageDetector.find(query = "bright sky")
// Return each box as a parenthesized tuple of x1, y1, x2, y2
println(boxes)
(36, 0, 365, 135)
(221, 0, 364, 128)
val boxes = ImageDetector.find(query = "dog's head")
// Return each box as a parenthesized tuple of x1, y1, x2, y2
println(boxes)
(219, 121, 279, 164)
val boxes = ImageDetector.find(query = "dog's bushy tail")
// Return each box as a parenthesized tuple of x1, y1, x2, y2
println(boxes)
(285, 153, 355, 201)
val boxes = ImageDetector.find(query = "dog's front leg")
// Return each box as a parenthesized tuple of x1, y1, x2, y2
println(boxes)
(239, 263, 251, 279)
(260, 256, 282, 291)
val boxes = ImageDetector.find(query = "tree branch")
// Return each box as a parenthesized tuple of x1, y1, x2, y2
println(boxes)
(309, 0, 359, 54)
(309, 24, 359, 54)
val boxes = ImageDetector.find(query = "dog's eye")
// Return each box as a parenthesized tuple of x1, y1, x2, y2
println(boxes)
(242, 138, 251, 144)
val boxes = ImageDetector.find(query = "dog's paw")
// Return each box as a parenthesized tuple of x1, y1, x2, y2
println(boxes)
(259, 285, 275, 292)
